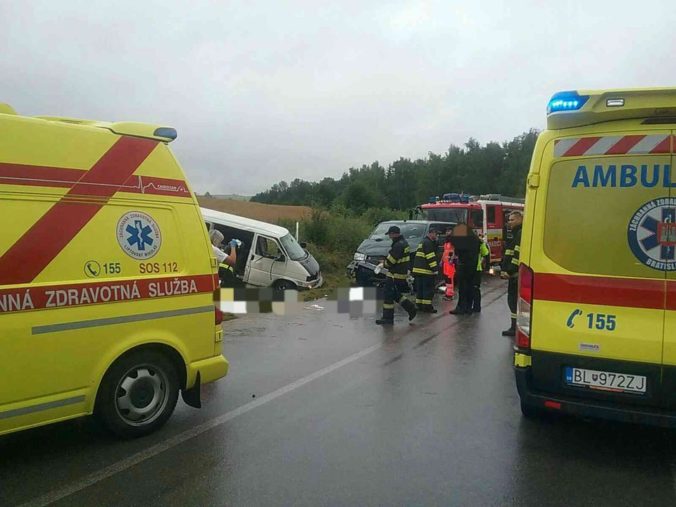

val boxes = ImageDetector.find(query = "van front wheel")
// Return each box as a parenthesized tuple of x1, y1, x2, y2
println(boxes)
(95, 350, 179, 438)
(273, 279, 297, 291)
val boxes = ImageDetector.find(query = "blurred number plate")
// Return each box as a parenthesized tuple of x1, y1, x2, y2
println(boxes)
(565, 367, 646, 394)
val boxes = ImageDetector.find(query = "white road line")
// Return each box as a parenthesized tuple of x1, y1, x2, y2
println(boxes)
(20, 342, 384, 507)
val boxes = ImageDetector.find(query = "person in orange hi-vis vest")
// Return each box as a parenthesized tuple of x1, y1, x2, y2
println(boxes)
(441, 227, 455, 299)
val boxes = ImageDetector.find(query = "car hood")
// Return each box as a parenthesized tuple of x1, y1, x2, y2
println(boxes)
(356, 238, 423, 257)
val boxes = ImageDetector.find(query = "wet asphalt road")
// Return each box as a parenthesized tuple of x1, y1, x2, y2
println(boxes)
(2, 276, 676, 506)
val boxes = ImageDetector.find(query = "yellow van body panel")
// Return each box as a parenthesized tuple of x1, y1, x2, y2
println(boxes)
(0, 107, 228, 436)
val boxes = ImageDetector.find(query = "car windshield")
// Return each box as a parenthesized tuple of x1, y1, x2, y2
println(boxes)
(370, 222, 428, 241)
(279, 233, 307, 261)
(423, 208, 468, 224)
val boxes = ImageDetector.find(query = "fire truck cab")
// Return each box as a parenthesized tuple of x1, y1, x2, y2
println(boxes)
(418, 193, 525, 269)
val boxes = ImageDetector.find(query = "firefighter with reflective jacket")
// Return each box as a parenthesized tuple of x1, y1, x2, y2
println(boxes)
(413, 228, 439, 313)
(501, 211, 523, 336)
(376, 226, 417, 325)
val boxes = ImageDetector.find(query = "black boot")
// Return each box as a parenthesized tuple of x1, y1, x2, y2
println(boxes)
(401, 298, 417, 321)
(502, 318, 516, 336)
(376, 318, 394, 325)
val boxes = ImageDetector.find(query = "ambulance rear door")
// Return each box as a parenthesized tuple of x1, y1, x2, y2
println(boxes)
(530, 127, 669, 409)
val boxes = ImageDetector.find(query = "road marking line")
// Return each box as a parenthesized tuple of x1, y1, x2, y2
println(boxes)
(20, 342, 385, 507)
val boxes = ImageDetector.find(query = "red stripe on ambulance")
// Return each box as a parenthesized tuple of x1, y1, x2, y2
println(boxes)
(534, 273, 666, 310)
(0, 274, 215, 314)
(555, 134, 674, 157)
(605, 135, 645, 155)
(0, 163, 82, 188)
(0, 163, 190, 197)
(563, 137, 602, 157)
(0, 137, 158, 285)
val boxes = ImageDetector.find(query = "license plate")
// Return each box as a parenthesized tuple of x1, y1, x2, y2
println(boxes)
(564, 367, 646, 394)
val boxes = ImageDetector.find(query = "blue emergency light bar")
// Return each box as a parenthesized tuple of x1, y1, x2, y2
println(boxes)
(547, 91, 590, 114)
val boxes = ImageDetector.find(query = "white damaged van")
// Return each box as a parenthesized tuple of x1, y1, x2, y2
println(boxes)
(201, 207, 323, 290)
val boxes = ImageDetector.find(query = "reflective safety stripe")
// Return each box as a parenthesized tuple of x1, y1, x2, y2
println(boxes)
(511, 258, 520, 265)
(424, 252, 436, 259)
(514, 245, 520, 252)
(416, 251, 426, 258)
(32, 305, 214, 335)
(514, 353, 532, 368)
(219, 262, 233, 272)
(412, 268, 435, 275)
(0, 395, 85, 420)
(510, 312, 517, 318)
(386, 255, 396, 264)
(397, 257, 410, 264)
(428, 261, 438, 268)
(419, 299, 432, 304)
(383, 303, 395, 309)
(387, 273, 408, 280)
(505, 249, 514, 256)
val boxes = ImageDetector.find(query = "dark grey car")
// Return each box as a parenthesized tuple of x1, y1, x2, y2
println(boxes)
(346, 220, 456, 287)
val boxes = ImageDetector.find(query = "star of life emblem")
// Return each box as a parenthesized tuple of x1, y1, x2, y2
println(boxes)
(116, 211, 162, 260)
(627, 198, 676, 271)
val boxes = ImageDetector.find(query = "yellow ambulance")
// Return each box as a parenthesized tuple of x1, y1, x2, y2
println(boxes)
(515, 88, 676, 426)
(0, 103, 228, 437)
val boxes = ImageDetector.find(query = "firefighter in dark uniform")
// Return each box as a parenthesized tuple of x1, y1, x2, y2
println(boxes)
(376, 225, 417, 325)
(413, 228, 439, 313)
(501, 211, 523, 336)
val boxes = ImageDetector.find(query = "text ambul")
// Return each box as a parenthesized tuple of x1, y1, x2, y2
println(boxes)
(571, 164, 676, 188)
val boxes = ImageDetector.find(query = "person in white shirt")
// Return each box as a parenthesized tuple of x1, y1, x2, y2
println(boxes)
(209, 229, 242, 287)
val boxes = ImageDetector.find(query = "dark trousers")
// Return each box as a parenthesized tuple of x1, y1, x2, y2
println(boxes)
(381, 278, 409, 321)
(471, 270, 482, 311)
(414, 275, 435, 311)
(507, 276, 518, 326)
(455, 264, 474, 312)
(220, 268, 244, 288)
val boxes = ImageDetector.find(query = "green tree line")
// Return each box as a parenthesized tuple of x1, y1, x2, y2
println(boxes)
(251, 130, 539, 212)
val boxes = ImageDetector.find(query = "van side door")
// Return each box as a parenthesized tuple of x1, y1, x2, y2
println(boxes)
(248, 234, 282, 287)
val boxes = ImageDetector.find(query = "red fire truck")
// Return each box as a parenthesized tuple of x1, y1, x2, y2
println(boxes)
(416, 193, 525, 269)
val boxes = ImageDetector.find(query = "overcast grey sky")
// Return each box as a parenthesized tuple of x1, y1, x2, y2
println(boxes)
(2, 1, 675, 195)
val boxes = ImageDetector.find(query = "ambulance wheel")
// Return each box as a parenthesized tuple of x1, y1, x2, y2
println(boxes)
(520, 400, 545, 420)
(95, 350, 179, 438)
(273, 279, 297, 291)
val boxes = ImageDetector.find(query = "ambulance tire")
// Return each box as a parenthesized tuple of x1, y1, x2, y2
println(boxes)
(520, 400, 545, 420)
(95, 350, 179, 438)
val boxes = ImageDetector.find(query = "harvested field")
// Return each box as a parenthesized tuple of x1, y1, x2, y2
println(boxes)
(197, 197, 311, 223)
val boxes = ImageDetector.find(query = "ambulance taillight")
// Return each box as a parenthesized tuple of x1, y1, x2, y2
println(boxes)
(516, 264, 533, 350)
(215, 306, 224, 325)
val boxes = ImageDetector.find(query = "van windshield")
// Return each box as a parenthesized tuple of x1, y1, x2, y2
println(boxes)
(280, 234, 307, 261)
